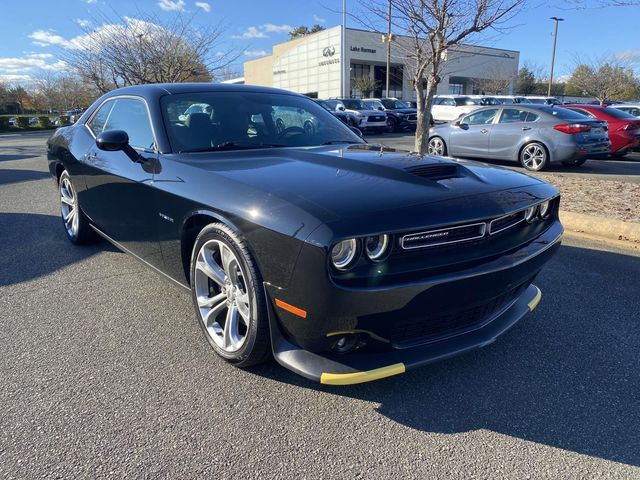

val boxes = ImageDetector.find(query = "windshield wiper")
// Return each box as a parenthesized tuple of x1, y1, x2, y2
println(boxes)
(182, 142, 287, 153)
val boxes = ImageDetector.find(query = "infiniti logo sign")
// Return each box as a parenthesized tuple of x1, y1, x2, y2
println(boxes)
(322, 46, 336, 57)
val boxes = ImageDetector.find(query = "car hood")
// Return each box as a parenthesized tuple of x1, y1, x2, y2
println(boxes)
(179, 145, 545, 227)
(391, 108, 417, 114)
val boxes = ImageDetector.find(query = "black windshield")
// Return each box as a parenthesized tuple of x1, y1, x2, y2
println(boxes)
(161, 92, 364, 153)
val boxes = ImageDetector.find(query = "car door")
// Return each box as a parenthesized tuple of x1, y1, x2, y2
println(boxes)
(82, 96, 164, 268)
(489, 108, 539, 159)
(448, 108, 499, 158)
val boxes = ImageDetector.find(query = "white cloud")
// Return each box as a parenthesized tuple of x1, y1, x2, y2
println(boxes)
(616, 49, 640, 64)
(262, 23, 293, 34)
(75, 19, 91, 28)
(29, 30, 76, 49)
(233, 26, 267, 39)
(157, 0, 185, 11)
(195, 1, 210, 12)
(243, 50, 267, 57)
(233, 24, 292, 39)
(0, 74, 33, 83)
(84, 0, 97, 4)
(0, 55, 67, 72)
(313, 14, 326, 24)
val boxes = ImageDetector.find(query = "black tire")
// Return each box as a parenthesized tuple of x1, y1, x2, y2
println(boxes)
(562, 158, 587, 167)
(386, 116, 397, 133)
(58, 170, 99, 245)
(427, 136, 447, 156)
(519, 142, 549, 171)
(189, 223, 270, 367)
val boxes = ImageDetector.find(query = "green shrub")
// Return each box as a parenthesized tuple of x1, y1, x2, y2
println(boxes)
(38, 116, 51, 128)
(60, 115, 70, 125)
(0, 117, 9, 129)
(17, 117, 30, 128)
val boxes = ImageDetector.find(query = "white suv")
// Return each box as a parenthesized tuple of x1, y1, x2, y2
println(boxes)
(431, 95, 482, 122)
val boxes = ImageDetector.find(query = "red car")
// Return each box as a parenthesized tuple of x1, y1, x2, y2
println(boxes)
(561, 104, 640, 157)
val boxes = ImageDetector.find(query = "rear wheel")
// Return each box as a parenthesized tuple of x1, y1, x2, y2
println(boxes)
(58, 170, 98, 245)
(519, 142, 548, 171)
(190, 223, 270, 367)
(562, 158, 587, 167)
(428, 136, 447, 156)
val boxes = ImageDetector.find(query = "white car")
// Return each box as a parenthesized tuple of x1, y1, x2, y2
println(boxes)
(610, 103, 640, 118)
(430, 95, 482, 122)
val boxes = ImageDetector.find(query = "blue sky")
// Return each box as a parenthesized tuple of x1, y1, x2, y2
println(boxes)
(1, 0, 638, 83)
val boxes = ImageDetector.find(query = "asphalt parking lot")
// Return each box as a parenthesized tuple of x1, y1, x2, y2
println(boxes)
(1, 131, 639, 478)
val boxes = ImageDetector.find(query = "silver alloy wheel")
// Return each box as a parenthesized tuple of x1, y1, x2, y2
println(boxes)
(194, 239, 251, 353)
(428, 137, 445, 156)
(59, 176, 79, 238)
(522, 144, 546, 170)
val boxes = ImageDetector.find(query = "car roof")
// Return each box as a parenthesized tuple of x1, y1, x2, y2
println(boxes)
(105, 82, 304, 97)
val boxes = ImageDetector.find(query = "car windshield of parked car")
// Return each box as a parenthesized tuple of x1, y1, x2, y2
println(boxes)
(161, 92, 364, 153)
(382, 99, 407, 109)
(549, 107, 598, 120)
(341, 99, 366, 110)
(455, 97, 480, 106)
(603, 107, 637, 120)
(364, 100, 384, 110)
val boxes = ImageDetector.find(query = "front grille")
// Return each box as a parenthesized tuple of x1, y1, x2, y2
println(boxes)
(405, 163, 459, 180)
(390, 282, 529, 347)
(489, 211, 525, 234)
(407, 114, 417, 121)
(401, 223, 486, 250)
(368, 115, 384, 122)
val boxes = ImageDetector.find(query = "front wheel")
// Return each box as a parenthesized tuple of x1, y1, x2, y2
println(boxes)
(386, 116, 397, 133)
(190, 223, 270, 367)
(428, 136, 447, 156)
(58, 170, 98, 245)
(519, 142, 548, 171)
(562, 158, 587, 167)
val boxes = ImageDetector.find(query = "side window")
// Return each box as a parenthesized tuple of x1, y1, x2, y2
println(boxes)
(432, 98, 442, 105)
(499, 109, 526, 123)
(525, 112, 539, 122)
(464, 109, 498, 125)
(103, 98, 155, 150)
(87, 100, 115, 136)
(630, 108, 640, 117)
(443, 98, 456, 106)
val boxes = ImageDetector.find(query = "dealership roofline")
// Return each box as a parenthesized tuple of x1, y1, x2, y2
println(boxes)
(245, 25, 519, 64)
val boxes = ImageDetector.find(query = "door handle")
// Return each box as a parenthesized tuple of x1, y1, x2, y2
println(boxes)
(521, 126, 532, 131)
(480, 128, 488, 134)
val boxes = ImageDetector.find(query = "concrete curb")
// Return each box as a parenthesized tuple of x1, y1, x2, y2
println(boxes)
(560, 210, 640, 244)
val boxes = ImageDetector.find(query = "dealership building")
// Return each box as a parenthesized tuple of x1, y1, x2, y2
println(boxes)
(243, 26, 520, 100)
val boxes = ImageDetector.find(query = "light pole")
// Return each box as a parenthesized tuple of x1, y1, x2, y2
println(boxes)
(548, 16, 564, 97)
(341, 0, 347, 97)
(385, 0, 391, 97)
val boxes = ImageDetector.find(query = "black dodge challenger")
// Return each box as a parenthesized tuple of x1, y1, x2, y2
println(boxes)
(47, 83, 563, 385)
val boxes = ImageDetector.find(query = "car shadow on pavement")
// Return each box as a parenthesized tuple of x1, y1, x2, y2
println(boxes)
(251, 243, 640, 466)
(0, 145, 44, 163)
(0, 212, 109, 286)
(0, 169, 50, 186)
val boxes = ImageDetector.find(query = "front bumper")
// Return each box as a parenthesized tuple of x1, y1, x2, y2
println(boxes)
(265, 221, 563, 384)
(268, 284, 542, 385)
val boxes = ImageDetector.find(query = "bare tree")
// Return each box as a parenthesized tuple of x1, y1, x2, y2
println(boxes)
(62, 12, 238, 93)
(366, 0, 526, 154)
(565, 56, 640, 104)
(472, 64, 516, 94)
(352, 76, 380, 97)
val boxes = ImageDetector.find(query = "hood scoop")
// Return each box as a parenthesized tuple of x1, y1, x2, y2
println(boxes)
(405, 163, 460, 181)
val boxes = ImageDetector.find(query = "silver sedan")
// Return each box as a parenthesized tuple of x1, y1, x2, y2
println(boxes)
(428, 105, 611, 171)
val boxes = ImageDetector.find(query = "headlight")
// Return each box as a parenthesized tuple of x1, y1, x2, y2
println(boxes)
(364, 234, 390, 262)
(539, 200, 551, 219)
(330, 239, 358, 270)
(524, 205, 538, 223)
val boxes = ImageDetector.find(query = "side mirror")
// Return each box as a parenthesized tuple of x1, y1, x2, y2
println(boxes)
(96, 129, 129, 151)
(337, 105, 346, 111)
(350, 126, 363, 138)
(96, 130, 142, 163)
(378, 106, 384, 111)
